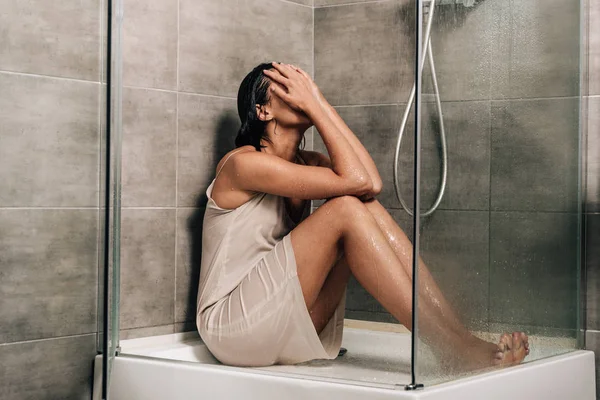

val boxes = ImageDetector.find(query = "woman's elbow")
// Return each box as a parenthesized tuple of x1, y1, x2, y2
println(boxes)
(371, 180, 383, 196)
(353, 174, 374, 197)
(359, 178, 382, 198)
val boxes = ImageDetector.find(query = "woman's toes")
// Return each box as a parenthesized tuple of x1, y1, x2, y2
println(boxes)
(500, 333, 512, 350)
(510, 332, 528, 364)
(512, 332, 523, 350)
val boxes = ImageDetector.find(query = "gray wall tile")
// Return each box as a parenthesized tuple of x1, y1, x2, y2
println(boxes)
(589, 0, 600, 96)
(397, 101, 491, 211)
(178, 94, 239, 207)
(0, 210, 98, 343)
(120, 324, 174, 340)
(587, 214, 600, 330)
(314, 104, 405, 208)
(120, 209, 176, 329)
(0, 0, 100, 81)
(585, 330, 600, 400)
(0, 73, 99, 207)
(314, 0, 413, 105)
(123, 0, 178, 89)
(490, 0, 580, 99)
(345, 310, 399, 324)
(418, 210, 490, 330)
(122, 88, 177, 207)
(587, 96, 600, 212)
(345, 275, 380, 313)
(314, 101, 490, 211)
(304, 126, 314, 151)
(423, 2, 493, 101)
(179, 0, 313, 96)
(0, 334, 96, 400)
(491, 98, 579, 212)
(437, 101, 491, 210)
(490, 211, 579, 329)
(176, 207, 205, 323)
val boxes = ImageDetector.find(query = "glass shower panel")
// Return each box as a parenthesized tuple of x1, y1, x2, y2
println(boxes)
(99, 0, 124, 396)
(415, 0, 582, 386)
(103, 0, 422, 391)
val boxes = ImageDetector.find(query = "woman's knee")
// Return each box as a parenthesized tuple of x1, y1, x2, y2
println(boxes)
(322, 195, 371, 222)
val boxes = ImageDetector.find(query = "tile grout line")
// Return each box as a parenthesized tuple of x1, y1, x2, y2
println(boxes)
(174, 0, 181, 328)
(0, 332, 97, 347)
(118, 86, 585, 105)
(0, 69, 101, 85)
(95, 0, 105, 343)
(486, 0, 494, 324)
(178, 90, 236, 100)
(487, 0, 494, 327)
(0, 207, 100, 210)
(311, 0, 315, 158)
(277, 0, 313, 8)
(487, 99, 492, 328)
(153, 206, 596, 213)
(315, 0, 394, 9)
(123, 84, 179, 94)
(120, 323, 175, 332)
(120, 206, 177, 210)
(91, 0, 105, 351)
(329, 96, 582, 109)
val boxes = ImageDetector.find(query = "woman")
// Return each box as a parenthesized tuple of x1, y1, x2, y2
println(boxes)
(196, 61, 529, 371)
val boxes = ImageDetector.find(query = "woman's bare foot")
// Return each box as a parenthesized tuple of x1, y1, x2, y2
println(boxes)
(440, 331, 530, 373)
(495, 332, 530, 365)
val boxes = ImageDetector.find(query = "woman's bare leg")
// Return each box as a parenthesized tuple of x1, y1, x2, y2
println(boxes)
(292, 196, 453, 348)
(308, 251, 351, 334)
(307, 201, 464, 339)
(360, 200, 525, 346)
(361, 198, 530, 357)
(290, 196, 527, 368)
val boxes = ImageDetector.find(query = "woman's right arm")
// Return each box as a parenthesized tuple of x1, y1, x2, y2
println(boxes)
(229, 62, 373, 200)
(230, 149, 371, 200)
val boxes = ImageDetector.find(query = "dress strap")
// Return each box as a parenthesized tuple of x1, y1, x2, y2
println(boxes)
(215, 148, 248, 179)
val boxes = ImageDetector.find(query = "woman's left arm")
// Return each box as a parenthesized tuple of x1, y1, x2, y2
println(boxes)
(317, 101, 383, 195)
(287, 64, 382, 196)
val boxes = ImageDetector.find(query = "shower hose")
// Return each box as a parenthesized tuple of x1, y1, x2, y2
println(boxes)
(394, 0, 448, 217)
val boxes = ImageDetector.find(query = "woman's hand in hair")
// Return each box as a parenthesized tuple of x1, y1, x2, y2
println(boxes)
(263, 62, 321, 115)
(286, 64, 329, 109)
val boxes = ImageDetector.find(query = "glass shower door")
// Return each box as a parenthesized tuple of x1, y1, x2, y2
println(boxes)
(414, 0, 583, 386)
(99, 0, 124, 397)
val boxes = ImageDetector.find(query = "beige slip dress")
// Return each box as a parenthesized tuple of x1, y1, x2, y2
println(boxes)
(196, 148, 346, 367)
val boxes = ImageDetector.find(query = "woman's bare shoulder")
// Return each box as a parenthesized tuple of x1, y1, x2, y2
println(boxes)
(215, 146, 256, 175)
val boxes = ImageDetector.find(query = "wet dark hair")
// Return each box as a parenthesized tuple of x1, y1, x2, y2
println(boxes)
(235, 62, 274, 151)
(235, 62, 305, 152)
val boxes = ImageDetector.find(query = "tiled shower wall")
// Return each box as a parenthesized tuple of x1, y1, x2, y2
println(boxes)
(0, 0, 102, 398)
(118, 0, 313, 339)
(314, 0, 581, 331)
